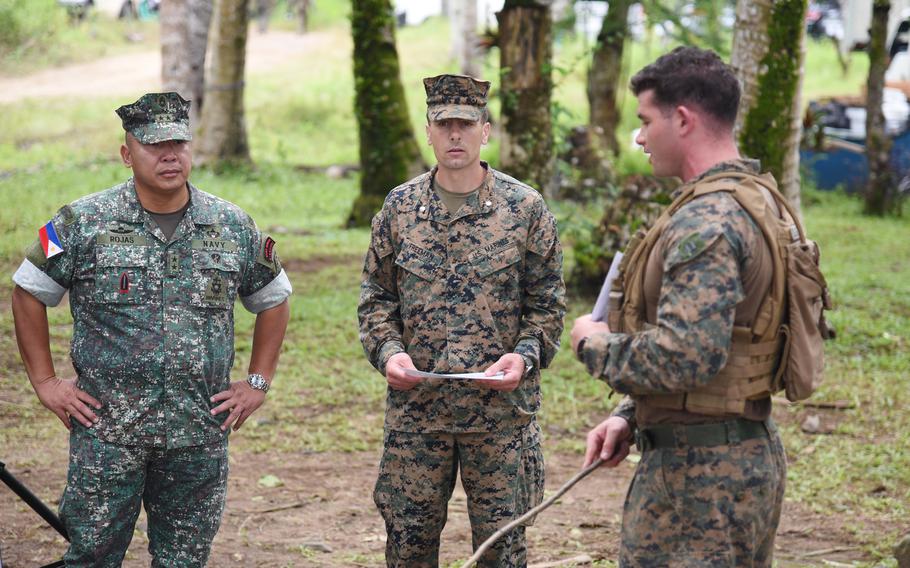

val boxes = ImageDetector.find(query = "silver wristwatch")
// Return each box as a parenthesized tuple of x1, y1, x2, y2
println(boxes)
(247, 373, 270, 393)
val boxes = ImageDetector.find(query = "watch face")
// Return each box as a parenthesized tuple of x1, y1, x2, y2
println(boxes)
(248, 374, 268, 391)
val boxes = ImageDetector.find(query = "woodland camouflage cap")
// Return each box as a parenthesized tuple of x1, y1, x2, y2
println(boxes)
(424, 74, 491, 122)
(115, 92, 192, 144)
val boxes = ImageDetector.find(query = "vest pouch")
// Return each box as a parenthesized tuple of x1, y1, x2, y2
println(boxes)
(781, 239, 829, 401)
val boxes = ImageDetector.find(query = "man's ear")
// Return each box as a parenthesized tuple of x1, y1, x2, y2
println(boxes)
(120, 143, 132, 167)
(675, 105, 696, 137)
(481, 121, 491, 145)
(425, 123, 432, 145)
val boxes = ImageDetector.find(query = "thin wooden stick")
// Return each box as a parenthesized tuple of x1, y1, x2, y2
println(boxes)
(459, 458, 605, 568)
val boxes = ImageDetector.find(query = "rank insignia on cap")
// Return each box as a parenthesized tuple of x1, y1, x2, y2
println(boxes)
(38, 221, 64, 259)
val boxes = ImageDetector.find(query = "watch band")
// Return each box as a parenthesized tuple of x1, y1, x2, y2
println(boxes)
(575, 337, 588, 362)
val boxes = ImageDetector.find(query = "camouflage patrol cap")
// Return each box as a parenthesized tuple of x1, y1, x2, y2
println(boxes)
(115, 92, 191, 144)
(424, 74, 491, 122)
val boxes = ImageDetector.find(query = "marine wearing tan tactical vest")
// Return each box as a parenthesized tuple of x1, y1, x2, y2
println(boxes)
(571, 47, 821, 566)
(613, 171, 786, 416)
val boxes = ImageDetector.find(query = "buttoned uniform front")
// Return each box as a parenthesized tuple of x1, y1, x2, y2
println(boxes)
(359, 162, 565, 567)
(14, 178, 289, 449)
(12, 178, 291, 566)
(360, 163, 565, 434)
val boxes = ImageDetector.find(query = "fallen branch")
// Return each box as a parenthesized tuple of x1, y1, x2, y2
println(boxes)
(459, 458, 605, 568)
(235, 501, 305, 515)
(529, 553, 593, 567)
(801, 400, 855, 410)
(800, 545, 859, 558)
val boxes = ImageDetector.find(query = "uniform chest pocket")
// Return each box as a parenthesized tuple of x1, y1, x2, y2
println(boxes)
(474, 245, 521, 279)
(395, 247, 444, 282)
(191, 251, 241, 309)
(94, 246, 150, 304)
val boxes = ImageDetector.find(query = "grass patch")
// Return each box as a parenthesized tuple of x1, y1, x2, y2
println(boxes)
(0, 7, 159, 76)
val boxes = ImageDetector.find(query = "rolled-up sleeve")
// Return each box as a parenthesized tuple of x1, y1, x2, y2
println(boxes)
(13, 259, 67, 306)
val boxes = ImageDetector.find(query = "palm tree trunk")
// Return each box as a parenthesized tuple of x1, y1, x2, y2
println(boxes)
(587, 0, 631, 157)
(731, 0, 807, 218)
(195, 0, 251, 166)
(497, 0, 553, 193)
(160, 0, 213, 131)
(347, 0, 426, 227)
(865, 0, 898, 215)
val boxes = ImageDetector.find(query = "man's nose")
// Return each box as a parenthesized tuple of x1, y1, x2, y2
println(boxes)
(160, 142, 178, 159)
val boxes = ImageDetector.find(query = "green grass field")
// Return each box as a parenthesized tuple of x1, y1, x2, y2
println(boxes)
(1, 4, 908, 564)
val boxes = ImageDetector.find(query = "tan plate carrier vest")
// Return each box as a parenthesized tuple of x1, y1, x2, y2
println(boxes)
(607, 172, 806, 416)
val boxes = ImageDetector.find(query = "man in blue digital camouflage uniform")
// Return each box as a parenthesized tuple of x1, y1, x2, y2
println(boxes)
(571, 48, 789, 566)
(11, 92, 292, 567)
(359, 74, 566, 567)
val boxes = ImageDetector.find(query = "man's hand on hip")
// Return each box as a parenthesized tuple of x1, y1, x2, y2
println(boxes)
(386, 352, 422, 391)
(34, 376, 101, 430)
(584, 416, 632, 468)
(211, 381, 267, 431)
(479, 353, 524, 392)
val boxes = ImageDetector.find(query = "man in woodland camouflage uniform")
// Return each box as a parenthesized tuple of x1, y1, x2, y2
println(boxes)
(571, 47, 788, 566)
(11, 92, 292, 566)
(358, 74, 566, 567)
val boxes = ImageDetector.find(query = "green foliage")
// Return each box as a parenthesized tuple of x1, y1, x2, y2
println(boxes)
(0, 0, 65, 57)
(639, 0, 732, 56)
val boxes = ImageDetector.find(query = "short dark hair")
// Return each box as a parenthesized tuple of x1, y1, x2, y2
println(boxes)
(630, 46, 740, 126)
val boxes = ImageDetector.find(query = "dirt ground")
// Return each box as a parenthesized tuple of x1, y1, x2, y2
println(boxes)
(0, 29, 341, 103)
(0, 441, 880, 567)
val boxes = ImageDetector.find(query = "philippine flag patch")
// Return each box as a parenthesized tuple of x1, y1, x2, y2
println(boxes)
(38, 221, 64, 259)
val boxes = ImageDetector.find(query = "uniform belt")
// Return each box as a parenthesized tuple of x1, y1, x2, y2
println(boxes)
(635, 418, 769, 452)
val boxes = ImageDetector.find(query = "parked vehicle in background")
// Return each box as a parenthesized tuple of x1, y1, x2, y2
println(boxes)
(807, 1, 844, 41)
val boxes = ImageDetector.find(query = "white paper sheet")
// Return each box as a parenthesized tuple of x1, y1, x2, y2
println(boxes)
(591, 252, 623, 322)
(404, 370, 505, 381)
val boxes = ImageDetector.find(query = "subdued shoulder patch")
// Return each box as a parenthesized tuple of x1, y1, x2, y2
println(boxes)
(663, 227, 724, 273)
(676, 232, 707, 264)
(60, 205, 77, 226)
(257, 234, 280, 275)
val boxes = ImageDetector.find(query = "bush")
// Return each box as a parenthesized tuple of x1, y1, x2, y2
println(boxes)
(0, 0, 65, 58)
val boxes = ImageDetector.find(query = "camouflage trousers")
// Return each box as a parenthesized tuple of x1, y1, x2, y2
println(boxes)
(373, 420, 545, 568)
(59, 425, 229, 567)
(620, 420, 787, 567)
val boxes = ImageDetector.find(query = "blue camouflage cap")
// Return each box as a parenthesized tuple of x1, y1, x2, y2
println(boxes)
(424, 74, 491, 122)
(115, 92, 192, 144)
